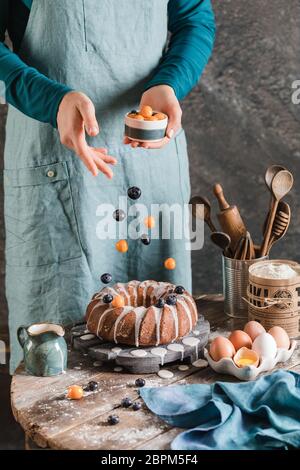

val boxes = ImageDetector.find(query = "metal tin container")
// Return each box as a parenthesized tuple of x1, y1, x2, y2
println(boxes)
(222, 255, 268, 318)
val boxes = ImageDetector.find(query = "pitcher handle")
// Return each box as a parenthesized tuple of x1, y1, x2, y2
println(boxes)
(17, 326, 28, 348)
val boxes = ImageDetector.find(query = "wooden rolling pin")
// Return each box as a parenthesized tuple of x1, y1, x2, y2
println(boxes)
(213, 183, 247, 250)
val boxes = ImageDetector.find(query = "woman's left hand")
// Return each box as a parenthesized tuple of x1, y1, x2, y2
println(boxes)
(124, 85, 182, 149)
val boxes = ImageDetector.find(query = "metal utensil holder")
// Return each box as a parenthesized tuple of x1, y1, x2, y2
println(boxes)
(222, 255, 268, 318)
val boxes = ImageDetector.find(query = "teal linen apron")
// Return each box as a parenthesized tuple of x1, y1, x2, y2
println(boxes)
(4, 0, 192, 373)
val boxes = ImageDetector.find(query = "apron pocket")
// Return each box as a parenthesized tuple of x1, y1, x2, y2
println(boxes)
(175, 129, 192, 204)
(4, 162, 83, 267)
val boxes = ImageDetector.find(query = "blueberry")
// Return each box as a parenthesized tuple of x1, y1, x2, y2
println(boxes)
(175, 286, 185, 295)
(108, 415, 119, 425)
(128, 186, 142, 200)
(113, 209, 126, 222)
(135, 378, 146, 388)
(101, 273, 112, 284)
(121, 397, 133, 408)
(103, 294, 113, 304)
(132, 402, 142, 411)
(166, 295, 177, 306)
(156, 298, 165, 308)
(88, 381, 98, 392)
(130, 110, 138, 115)
(141, 235, 151, 246)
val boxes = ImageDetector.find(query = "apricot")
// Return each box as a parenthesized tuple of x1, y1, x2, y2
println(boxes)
(140, 105, 153, 118)
(144, 216, 156, 229)
(164, 258, 176, 270)
(111, 295, 125, 309)
(155, 112, 167, 120)
(67, 385, 84, 400)
(116, 240, 129, 253)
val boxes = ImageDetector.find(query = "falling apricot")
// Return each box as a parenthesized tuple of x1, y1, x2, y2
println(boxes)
(144, 216, 155, 229)
(116, 240, 128, 253)
(140, 105, 153, 118)
(111, 295, 125, 308)
(67, 385, 84, 400)
(164, 258, 176, 270)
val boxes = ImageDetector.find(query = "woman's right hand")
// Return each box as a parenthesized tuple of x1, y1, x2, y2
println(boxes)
(57, 91, 117, 178)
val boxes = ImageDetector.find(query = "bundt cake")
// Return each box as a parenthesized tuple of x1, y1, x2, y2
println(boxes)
(85, 280, 198, 347)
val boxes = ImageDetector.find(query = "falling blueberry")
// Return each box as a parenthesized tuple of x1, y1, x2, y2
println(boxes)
(113, 209, 126, 222)
(135, 378, 146, 388)
(121, 397, 133, 408)
(101, 273, 112, 284)
(156, 298, 165, 308)
(88, 381, 98, 392)
(175, 286, 185, 295)
(132, 402, 142, 411)
(141, 234, 151, 246)
(128, 186, 142, 200)
(166, 294, 177, 306)
(103, 294, 113, 304)
(108, 415, 119, 425)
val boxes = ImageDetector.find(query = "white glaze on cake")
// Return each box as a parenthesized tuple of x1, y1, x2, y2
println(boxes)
(167, 343, 185, 361)
(86, 281, 198, 347)
(151, 347, 167, 365)
(182, 337, 200, 360)
(113, 307, 134, 343)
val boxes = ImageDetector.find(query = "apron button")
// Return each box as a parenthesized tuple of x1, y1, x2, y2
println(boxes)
(47, 170, 56, 178)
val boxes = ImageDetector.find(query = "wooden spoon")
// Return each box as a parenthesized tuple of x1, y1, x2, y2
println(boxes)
(263, 165, 286, 236)
(190, 195, 216, 232)
(265, 165, 286, 191)
(260, 170, 293, 256)
(267, 202, 291, 255)
(210, 232, 232, 257)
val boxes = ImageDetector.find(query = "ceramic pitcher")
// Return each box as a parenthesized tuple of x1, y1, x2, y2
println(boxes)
(17, 323, 67, 376)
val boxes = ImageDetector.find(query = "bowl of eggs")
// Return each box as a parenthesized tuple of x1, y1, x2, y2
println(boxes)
(204, 321, 297, 381)
(124, 105, 168, 143)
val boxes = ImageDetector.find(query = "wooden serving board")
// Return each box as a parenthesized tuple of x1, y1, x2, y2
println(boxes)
(71, 315, 210, 374)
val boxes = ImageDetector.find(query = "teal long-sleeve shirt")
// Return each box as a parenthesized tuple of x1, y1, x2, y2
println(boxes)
(0, 0, 215, 128)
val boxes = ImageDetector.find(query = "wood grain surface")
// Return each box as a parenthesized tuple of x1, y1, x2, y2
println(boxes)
(11, 296, 300, 450)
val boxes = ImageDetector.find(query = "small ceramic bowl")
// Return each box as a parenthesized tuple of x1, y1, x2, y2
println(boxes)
(124, 112, 168, 143)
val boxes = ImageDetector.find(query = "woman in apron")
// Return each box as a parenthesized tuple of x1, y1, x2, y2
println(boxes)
(0, 0, 215, 372)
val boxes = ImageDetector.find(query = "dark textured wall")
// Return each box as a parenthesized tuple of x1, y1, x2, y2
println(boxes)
(1, 0, 300, 335)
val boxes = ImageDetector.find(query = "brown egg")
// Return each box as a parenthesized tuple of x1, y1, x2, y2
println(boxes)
(244, 321, 266, 341)
(209, 336, 236, 362)
(268, 326, 290, 350)
(229, 330, 252, 350)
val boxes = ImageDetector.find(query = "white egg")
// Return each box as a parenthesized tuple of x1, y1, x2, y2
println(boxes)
(252, 332, 277, 359)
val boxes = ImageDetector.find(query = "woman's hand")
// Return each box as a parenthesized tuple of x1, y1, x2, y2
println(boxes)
(57, 91, 117, 178)
(124, 85, 182, 149)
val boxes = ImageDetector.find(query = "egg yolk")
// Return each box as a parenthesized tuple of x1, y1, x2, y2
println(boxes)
(236, 358, 256, 367)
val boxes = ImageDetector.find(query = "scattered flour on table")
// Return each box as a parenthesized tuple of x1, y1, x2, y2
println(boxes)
(252, 263, 298, 279)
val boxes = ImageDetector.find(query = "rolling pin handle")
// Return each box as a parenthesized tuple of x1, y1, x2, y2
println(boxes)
(213, 183, 230, 211)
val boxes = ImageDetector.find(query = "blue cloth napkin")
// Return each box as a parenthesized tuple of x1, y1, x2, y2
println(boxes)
(140, 370, 300, 450)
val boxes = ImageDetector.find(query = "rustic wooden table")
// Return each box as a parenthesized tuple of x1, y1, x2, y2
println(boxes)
(11, 295, 300, 450)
